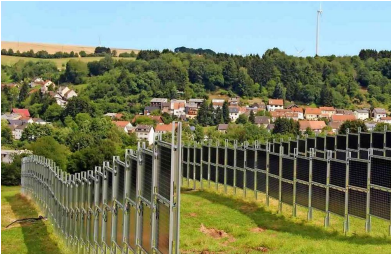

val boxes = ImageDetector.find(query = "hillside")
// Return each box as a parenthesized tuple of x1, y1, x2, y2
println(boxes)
(1, 41, 139, 55)
(181, 183, 391, 254)
(1, 55, 135, 69)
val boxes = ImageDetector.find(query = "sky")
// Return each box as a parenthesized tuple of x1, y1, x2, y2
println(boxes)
(1, 1, 391, 56)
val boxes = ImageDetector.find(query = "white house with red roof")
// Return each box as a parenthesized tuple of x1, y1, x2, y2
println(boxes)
(267, 99, 284, 112)
(12, 108, 30, 118)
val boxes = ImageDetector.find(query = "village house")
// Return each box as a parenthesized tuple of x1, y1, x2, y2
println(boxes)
(135, 125, 155, 145)
(354, 109, 370, 121)
(212, 99, 225, 109)
(336, 109, 354, 115)
(1, 149, 32, 164)
(10, 124, 28, 140)
(328, 121, 343, 134)
(217, 124, 229, 133)
(304, 108, 321, 120)
(228, 97, 240, 106)
(170, 99, 186, 117)
(185, 103, 198, 119)
(365, 122, 377, 131)
(331, 115, 356, 122)
(58, 86, 77, 100)
(229, 106, 240, 122)
(372, 108, 387, 122)
(254, 116, 270, 128)
(267, 99, 284, 112)
(112, 121, 133, 133)
(188, 99, 204, 108)
(150, 98, 168, 108)
(270, 111, 299, 121)
(12, 108, 30, 118)
(379, 117, 391, 124)
(1, 113, 22, 120)
(299, 121, 326, 134)
(40, 80, 55, 94)
(132, 115, 164, 125)
(155, 123, 177, 134)
(319, 107, 336, 117)
(143, 106, 160, 115)
(290, 107, 304, 119)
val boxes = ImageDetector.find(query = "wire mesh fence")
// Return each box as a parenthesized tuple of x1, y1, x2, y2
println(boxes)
(21, 122, 182, 254)
(182, 130, 391, 233)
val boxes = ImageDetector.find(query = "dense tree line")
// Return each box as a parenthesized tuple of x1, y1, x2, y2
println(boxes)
(2, 48, 79, 58)
(3, 47, 391, 118)
(174, 46, 216, 55)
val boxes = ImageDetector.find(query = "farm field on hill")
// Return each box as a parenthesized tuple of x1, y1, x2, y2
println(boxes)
(1, 41, 139, 55)
(1, 55, 135, 69)
(180, 181, 391, 254)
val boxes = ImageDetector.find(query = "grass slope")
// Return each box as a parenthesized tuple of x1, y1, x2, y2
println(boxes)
(1, 186, 70, 254)
(181, 181, 391, 253)
(1, 55, 135, 69)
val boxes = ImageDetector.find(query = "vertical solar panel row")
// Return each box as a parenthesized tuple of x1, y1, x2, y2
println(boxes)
(20, 122, 182, 254)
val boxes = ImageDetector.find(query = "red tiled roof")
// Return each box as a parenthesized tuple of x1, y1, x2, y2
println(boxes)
(331, 115, 356, 122)
(291, 107, 303, 113)
(112, 121, 131, 128)
(319, 107, 335, 111)
(299, 120, 326, 130)
(305, 108, 322, 115)
(12, 108, 30, 117)
(115, 113, 123, 120)
(381, 117, 391, 120)
(155, 123, 178, 132)
(268, 99, 284, 106)
(172, 102, 185, 110)
(132, 115, 164, 124)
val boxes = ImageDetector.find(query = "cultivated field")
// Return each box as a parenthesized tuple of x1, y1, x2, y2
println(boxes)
(1, 55, 135, 69)
(1, 41, 139, 55)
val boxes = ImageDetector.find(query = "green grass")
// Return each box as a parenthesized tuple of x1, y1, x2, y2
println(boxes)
(1, 186, 70, 254)
(180, 180, 391, 253)
(1, 55, 134, 69)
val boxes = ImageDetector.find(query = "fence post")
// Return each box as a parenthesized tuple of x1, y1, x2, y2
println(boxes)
(343, 151, 351, 234)
(224, 139, 228, 194)
(365, 149, 372, 233)
(278, 145, 283, 213)
(325, 150, 332, 228)
(308, 148, 314, 221)
(254, 141, 259, 200)
(234, 140, 238, 195)
(292, 148, 298, 217)
(216, 141, 219, 191)
(266, 141, 270, 206)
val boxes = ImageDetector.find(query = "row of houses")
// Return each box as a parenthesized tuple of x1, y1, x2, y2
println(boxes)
(2, 108, 49, 140)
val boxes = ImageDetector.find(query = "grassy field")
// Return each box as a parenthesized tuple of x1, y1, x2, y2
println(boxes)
(1, 186, 70, 254)
(2, 184, 389, 253)
(1, 55, 135, 69)
(181, 180, 391, 253)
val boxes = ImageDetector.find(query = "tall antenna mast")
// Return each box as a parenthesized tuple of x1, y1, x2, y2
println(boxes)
(316, 2, 323, 56)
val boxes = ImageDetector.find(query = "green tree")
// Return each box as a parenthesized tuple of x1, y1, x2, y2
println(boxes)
(1, 120, 13, 144)
(273, 83, 286, 99)
(63, 97, 96, 118)
(214, 107, 224, 125)
(222, 101, 230, 124)
(338, 120, 368, 134)
(235, 114, 248, 124)
(374, 122, 391, 132)
(18, 83, 29, 104)
(28, 136, 70, 169)
(249, 110, 255, 124)
(63, 59, 88, 84)
(21, 123, 53, 141)
(272, 118, 299, 135)
(320, 85, 333, 106)
(44, 103, 64, 121)
(194, 125, 204, 142)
